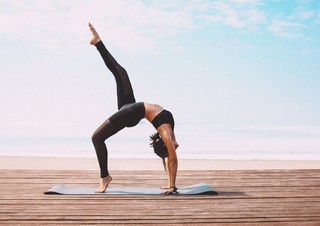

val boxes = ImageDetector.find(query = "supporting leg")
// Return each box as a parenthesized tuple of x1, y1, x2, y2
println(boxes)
(92, 120, 118, 178)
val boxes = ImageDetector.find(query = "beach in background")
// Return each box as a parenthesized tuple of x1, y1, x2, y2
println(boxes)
(1, 124, 320, 160)
(1, 1, 320, 173)
(1, 124, 319, 170)
(0, 156, 319, 171)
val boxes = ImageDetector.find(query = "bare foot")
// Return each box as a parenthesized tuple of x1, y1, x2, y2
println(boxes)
(89, 23, 101, 45)
(95, 175, 112, 193)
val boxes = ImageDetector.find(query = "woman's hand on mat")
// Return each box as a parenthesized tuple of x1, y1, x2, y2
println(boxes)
(161, 186, 178, 195)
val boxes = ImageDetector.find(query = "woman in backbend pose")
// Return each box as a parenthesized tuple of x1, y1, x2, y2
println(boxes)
(89, 23, 179, 195)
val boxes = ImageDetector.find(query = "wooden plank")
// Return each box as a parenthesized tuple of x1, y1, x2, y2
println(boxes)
(0, 169, 319, 225)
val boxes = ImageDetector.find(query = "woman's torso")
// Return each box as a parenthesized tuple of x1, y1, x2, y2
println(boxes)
(144, 103, 164, 123)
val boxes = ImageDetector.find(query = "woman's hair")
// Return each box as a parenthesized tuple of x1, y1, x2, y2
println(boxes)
(149, 132, 168, 159)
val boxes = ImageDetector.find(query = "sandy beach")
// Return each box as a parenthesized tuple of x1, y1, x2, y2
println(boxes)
(0, 156, 319, 170)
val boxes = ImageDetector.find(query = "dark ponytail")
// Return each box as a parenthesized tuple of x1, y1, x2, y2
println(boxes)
(149, 132, 168, 159)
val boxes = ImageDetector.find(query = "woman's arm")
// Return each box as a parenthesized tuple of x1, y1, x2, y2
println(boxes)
(158, 125, 178, 194)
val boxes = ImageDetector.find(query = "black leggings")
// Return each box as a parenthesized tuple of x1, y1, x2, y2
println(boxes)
(95, 41, 135, 109)
(92, 41, 145, 178)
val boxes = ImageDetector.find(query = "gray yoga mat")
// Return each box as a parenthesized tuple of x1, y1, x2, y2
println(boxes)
(45, 183, 218, 195)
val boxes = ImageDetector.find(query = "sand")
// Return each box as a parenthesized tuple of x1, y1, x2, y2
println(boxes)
(0, 156, 319, 170)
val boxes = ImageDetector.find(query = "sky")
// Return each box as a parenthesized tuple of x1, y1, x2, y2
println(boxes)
(1, 0, 320, 138)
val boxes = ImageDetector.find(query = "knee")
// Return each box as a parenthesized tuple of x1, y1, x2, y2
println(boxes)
(91, 131, 104, 145)
(116, 65, 127, 75)
(92, 122, 117, 145)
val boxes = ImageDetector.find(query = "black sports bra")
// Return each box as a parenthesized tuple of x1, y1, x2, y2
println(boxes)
(151, 110, 175, 130)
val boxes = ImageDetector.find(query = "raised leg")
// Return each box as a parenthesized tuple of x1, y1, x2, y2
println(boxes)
(89, 23, 136, 109)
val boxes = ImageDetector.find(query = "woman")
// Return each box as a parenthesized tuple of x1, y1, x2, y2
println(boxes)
(89, 23, 179, 195)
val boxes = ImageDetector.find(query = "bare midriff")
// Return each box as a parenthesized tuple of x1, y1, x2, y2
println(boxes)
(144, 103, 164, 123)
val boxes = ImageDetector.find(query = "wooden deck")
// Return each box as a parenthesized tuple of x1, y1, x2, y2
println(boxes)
(0, 169, 319, 225)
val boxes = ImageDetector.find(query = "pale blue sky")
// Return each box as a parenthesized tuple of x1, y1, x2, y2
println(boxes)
(1, 0, 320, 138)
